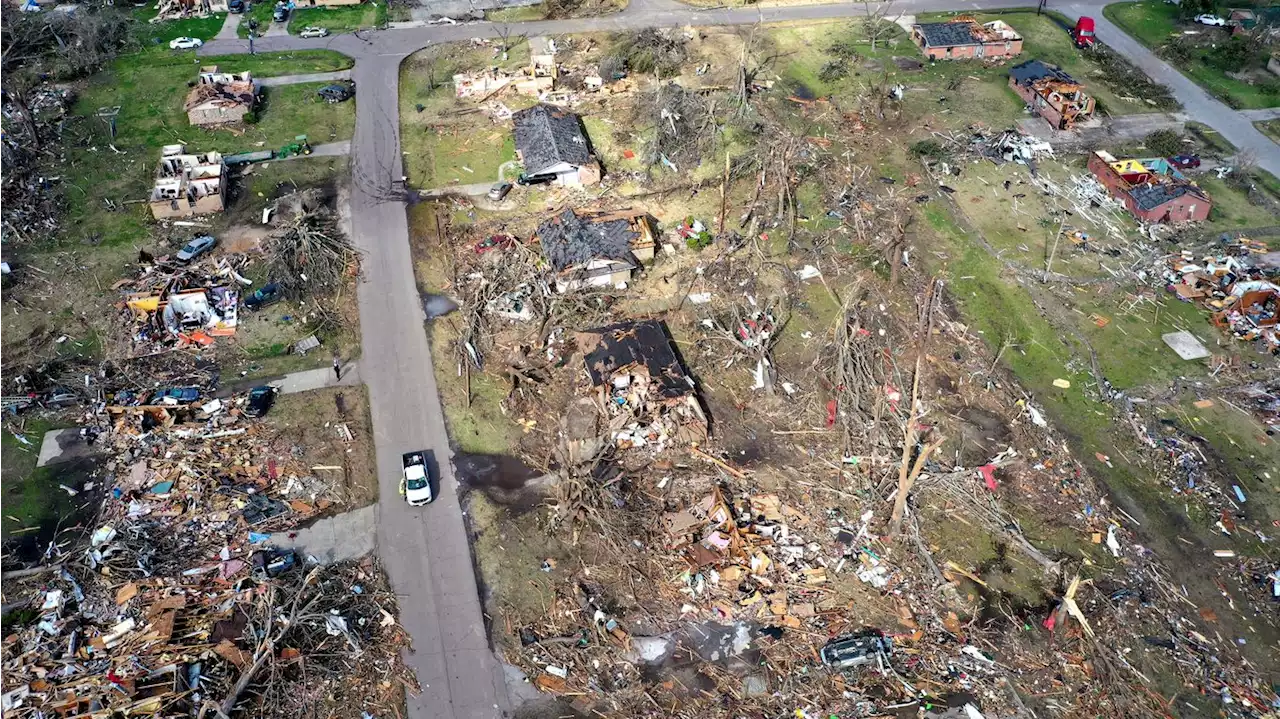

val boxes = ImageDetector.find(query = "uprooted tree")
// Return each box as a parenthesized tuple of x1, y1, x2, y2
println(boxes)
(262, 190, 360, 300)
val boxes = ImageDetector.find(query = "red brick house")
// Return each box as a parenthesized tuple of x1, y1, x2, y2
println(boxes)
(1087, 151, 1212, 224)
(1008, 60, 1095, 130)
(911, 18, 1023, 60)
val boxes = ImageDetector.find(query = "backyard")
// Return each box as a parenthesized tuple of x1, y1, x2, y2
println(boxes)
(288, 1, 386, 34)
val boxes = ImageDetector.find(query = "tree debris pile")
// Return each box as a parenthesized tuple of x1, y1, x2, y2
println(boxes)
(263, 189, 360, 301)
(1, 86, 72, 244)
(1, 391, 409, 717)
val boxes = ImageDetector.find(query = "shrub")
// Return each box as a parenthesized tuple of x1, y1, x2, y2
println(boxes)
(910, 139, 946, 158)
(1206, 36, 1260, 72)
(1143, 129, 1183, 157)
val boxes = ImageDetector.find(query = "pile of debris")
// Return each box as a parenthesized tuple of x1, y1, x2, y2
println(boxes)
(1, 85, 73, 244)
(1152, 235, 1278, 353)
(2, 383, 409, 717)
(112, 251, 252, 352)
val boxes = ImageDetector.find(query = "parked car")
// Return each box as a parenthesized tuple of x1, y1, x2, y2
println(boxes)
(175, 235, 216, 262)
(317, 83, 353, 103)
(1169, 153, 1201, 170)
(244, 282, 282, 310)
(487, 182, 513, 201)
(228, 0, 245, 13)
(1194, 13, 1226, 26)
(244, 386, 279, 417)
(272, 3, 288, 22)
(516, 172, 557, 186)
(299, 26, 329, 38)
(401, 452, 434, 506)
(148, 387, 201, 405)
(169, 36, 204, 50)
(820, 630, 893, 669)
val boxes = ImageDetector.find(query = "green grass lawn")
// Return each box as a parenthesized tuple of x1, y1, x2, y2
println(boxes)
(62, 49, 354, 247)
(133, 5, 228, 48)
(288, 2, 386, 34)
(1105, 1, 1280, 109)
(1, 417, 73, 543)
(399, 43, 529, 188)
(1256, 119, 1280, 144)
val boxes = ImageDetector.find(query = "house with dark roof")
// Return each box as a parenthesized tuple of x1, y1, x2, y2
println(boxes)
(1008, 59, 1096, 130)
(185, 67, 259, 128)
(512, 103, 601, 186)
(535, 208, 656, 291)
(1087, 151, 1211, 224)
(575, 319, 708, 450)
(911, 18, 1022, 60)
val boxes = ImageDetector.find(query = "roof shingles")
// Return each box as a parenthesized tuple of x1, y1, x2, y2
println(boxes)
(512, 103, 592, 176)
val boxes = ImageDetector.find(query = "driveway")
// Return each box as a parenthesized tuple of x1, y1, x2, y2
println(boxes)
(197, 1, 1280, 717)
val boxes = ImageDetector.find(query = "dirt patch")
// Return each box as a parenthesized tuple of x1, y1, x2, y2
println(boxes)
(265, 386, 378, 509)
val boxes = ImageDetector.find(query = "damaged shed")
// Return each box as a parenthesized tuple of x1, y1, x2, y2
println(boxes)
(512, 103, 601, 186)
(536, 208, 656, 291)
(576, 319, 708, 451)
(1008, 59, 1096, 130)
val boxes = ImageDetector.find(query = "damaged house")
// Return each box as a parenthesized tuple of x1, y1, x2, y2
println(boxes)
(1008, 59, 1096, 130)
(185, 67, 259, 128)
(512, 103, 601, 186)
(1088, 151, 1212, 223)
(911, 18, 1023, 60)
(576, 319, 708, 451)
(536, 208, 656, 292)
(149, 145, 226, 219)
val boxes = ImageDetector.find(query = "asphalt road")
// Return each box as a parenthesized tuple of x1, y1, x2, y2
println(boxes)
(198, 3, 1280, 717)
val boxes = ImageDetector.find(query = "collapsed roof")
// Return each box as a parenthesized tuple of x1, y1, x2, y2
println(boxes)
(512, 103, 592, 175)
(576, 319, 695, 400)
(537, 209, 642, 272)
(1009, 59, 1078, 87)
(914, 19, 1021, 47)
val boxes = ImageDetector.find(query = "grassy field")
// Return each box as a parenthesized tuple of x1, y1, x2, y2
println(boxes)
(62, 50, 353, 247)
(399, 43, 528, 188)
(483, 0, 626, 20)
(288, 2, 386, 33)
(1104, 1, 1280, 109)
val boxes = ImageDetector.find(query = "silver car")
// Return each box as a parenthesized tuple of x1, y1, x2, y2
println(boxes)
(299, 26, 329, 38)
(176, 235, 216, 262)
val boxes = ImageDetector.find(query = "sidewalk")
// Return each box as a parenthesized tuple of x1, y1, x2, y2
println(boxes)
(273, 360, 362, 394)
(258, 70, 352, 86)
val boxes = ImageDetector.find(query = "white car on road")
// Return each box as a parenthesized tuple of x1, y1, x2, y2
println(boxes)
(401, 452, 434, 506)
(169, 36, 204, 49)
(299, 26, 329, 38)
(1194, 14, 1226, 26)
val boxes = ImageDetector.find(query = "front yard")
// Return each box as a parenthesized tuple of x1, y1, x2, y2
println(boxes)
(1105, 1, 1280, 109)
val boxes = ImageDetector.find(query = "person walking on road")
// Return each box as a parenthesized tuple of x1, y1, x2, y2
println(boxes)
(332, 355, 342, 381)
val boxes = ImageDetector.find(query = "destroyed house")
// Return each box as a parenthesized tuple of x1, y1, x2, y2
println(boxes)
(1087, 151, 1211, 223)
(1008, 60, 1095, 130)
(911, 18, 1023, 60)
(149, 145, 226, 219)
(536, 208, 656, 291)
(185, 67, 259, 128)
(512, 103, 601, 186)
(576, 319, 708, 450)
